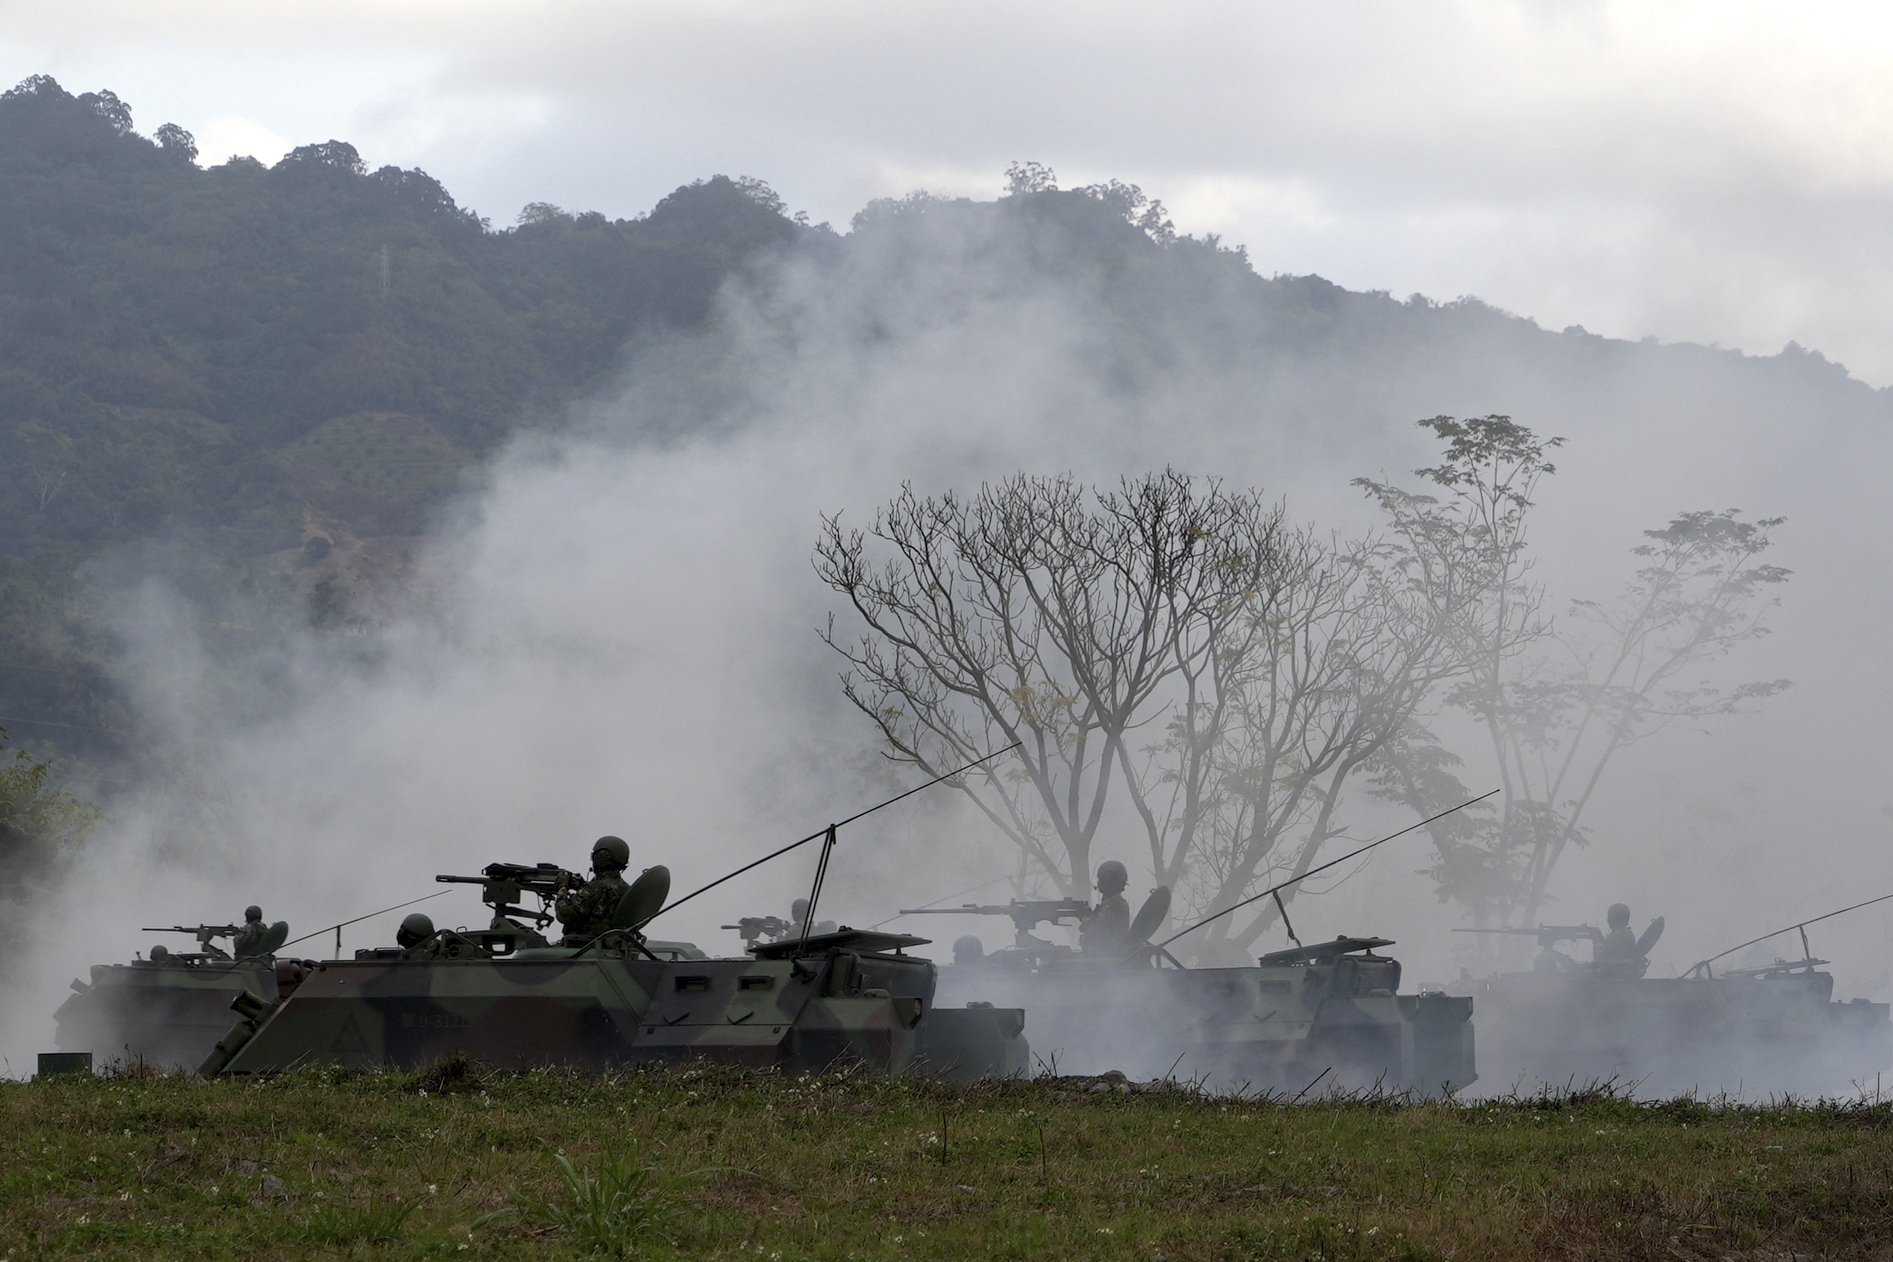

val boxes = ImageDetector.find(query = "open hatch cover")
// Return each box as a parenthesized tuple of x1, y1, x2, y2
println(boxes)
(1258, 935, 1395, 967)
(748, 928, 932, 959)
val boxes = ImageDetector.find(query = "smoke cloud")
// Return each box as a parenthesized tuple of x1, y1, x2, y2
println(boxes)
(10, 189, 1893, 1096)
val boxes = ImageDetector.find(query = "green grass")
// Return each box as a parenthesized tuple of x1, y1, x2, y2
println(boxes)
(4, 1062, 1892, 1260)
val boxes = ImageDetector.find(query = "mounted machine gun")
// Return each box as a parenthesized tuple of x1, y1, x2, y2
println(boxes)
(898, 899, 1092, 949)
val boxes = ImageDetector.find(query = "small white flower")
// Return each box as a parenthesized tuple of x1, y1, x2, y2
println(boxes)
(429, 1184, 439, 1194)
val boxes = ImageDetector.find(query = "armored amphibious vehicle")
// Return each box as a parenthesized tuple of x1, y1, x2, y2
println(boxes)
(1454, 914, 1891, 1096)
(201, 862, 1027, 1080)
(914, 896, 1475, 1094)
(54, 919, 304, 1070)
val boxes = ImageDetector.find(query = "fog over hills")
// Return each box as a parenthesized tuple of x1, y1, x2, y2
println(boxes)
(4, 77, 1892, 1074)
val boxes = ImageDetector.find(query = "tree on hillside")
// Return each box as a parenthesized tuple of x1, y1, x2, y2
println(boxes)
(815, 469, 1493, 954)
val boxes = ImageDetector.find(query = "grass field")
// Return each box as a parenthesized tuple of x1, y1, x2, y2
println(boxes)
(3, 1062, 1891, 1260)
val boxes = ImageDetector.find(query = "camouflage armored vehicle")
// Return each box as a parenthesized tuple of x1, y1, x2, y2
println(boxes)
(1453, 909, 1892, 1096)
(54, 916, 304, 1070)
(201, 860, 1027, 1081)
(911, 894, 1475, 1094)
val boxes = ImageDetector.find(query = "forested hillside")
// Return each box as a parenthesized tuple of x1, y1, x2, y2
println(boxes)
(0, 76, 804, 759)
(3, 72, 1889, 781)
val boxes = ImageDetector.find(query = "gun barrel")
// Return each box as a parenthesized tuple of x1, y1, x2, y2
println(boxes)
(897, 905, 1019, 918)
(1452, 924, 1601, 945)
(435, 875, 492, 885)
(141, 925, 236, 935)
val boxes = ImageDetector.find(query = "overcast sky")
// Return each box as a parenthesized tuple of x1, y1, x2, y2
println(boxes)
(6, 1, 1893, 382)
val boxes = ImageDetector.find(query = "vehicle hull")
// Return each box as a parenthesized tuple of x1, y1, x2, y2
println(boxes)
(1457, 969, 1891, 1096)
(935, 956, 1474, 1094)
(207, 945, 1025, 1081)
(55, 959, 290, 1070)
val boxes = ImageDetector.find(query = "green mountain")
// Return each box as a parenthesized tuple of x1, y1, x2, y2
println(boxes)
(0, 76, 805, 758)
(3, 74, 1888, 775)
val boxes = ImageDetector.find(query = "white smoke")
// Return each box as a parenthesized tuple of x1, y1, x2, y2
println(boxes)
(9, 191, 1893, 1094)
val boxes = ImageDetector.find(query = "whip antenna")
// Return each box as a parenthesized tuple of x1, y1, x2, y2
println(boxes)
(649, 742, 1022, 923)
(1153, 789, 1499, 950)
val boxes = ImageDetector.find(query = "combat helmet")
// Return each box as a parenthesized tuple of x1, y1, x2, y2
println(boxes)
(592, 835, 631, 873)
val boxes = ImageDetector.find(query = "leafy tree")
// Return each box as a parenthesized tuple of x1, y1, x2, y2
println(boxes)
(1004, 161, 1059, 195)
(152, 122, 195, 162)
(0, 726, 100, 944)
(1364, 418, 1791, 928)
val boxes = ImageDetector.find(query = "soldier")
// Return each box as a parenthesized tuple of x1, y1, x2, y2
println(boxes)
(554, 836, 632, 944)
(1592, 902, 1647, 978)
(953, 934, 986, 966)
(230, 906, 268, 958)
(1080, 861, 1131, 955)
(395, 912, 436, 951)
(789, 898, 836, 940)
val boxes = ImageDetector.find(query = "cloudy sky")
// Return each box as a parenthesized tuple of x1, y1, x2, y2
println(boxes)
(5, 2, 1893, 381)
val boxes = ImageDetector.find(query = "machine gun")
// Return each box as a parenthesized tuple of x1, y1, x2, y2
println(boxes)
(143, 924, 241, 958)
(898, 899, 1092, 949)
(1455, 924, 1603, 951)
(143, 920, 290, 960)
(723, 915, 795, 949)
(435, 862, 582, 930)
(1457, 919, 1664, 977)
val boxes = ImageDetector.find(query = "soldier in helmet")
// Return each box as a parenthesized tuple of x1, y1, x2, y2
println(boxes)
(789, 898, 836, 940)
(555, 836, 632, 944)
(230, 906, 268, 958)
(1592, 902, 1648, 978)
(953, 934, 986, 967)
(396, 912, 436, 952)
(1080, 861, 1131, 956)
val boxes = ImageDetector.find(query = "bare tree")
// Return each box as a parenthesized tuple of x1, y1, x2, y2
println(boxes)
(815, 471, 1285, 897)
(1169, 520, 1488, 956)
(816, 469, 1493, 957)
